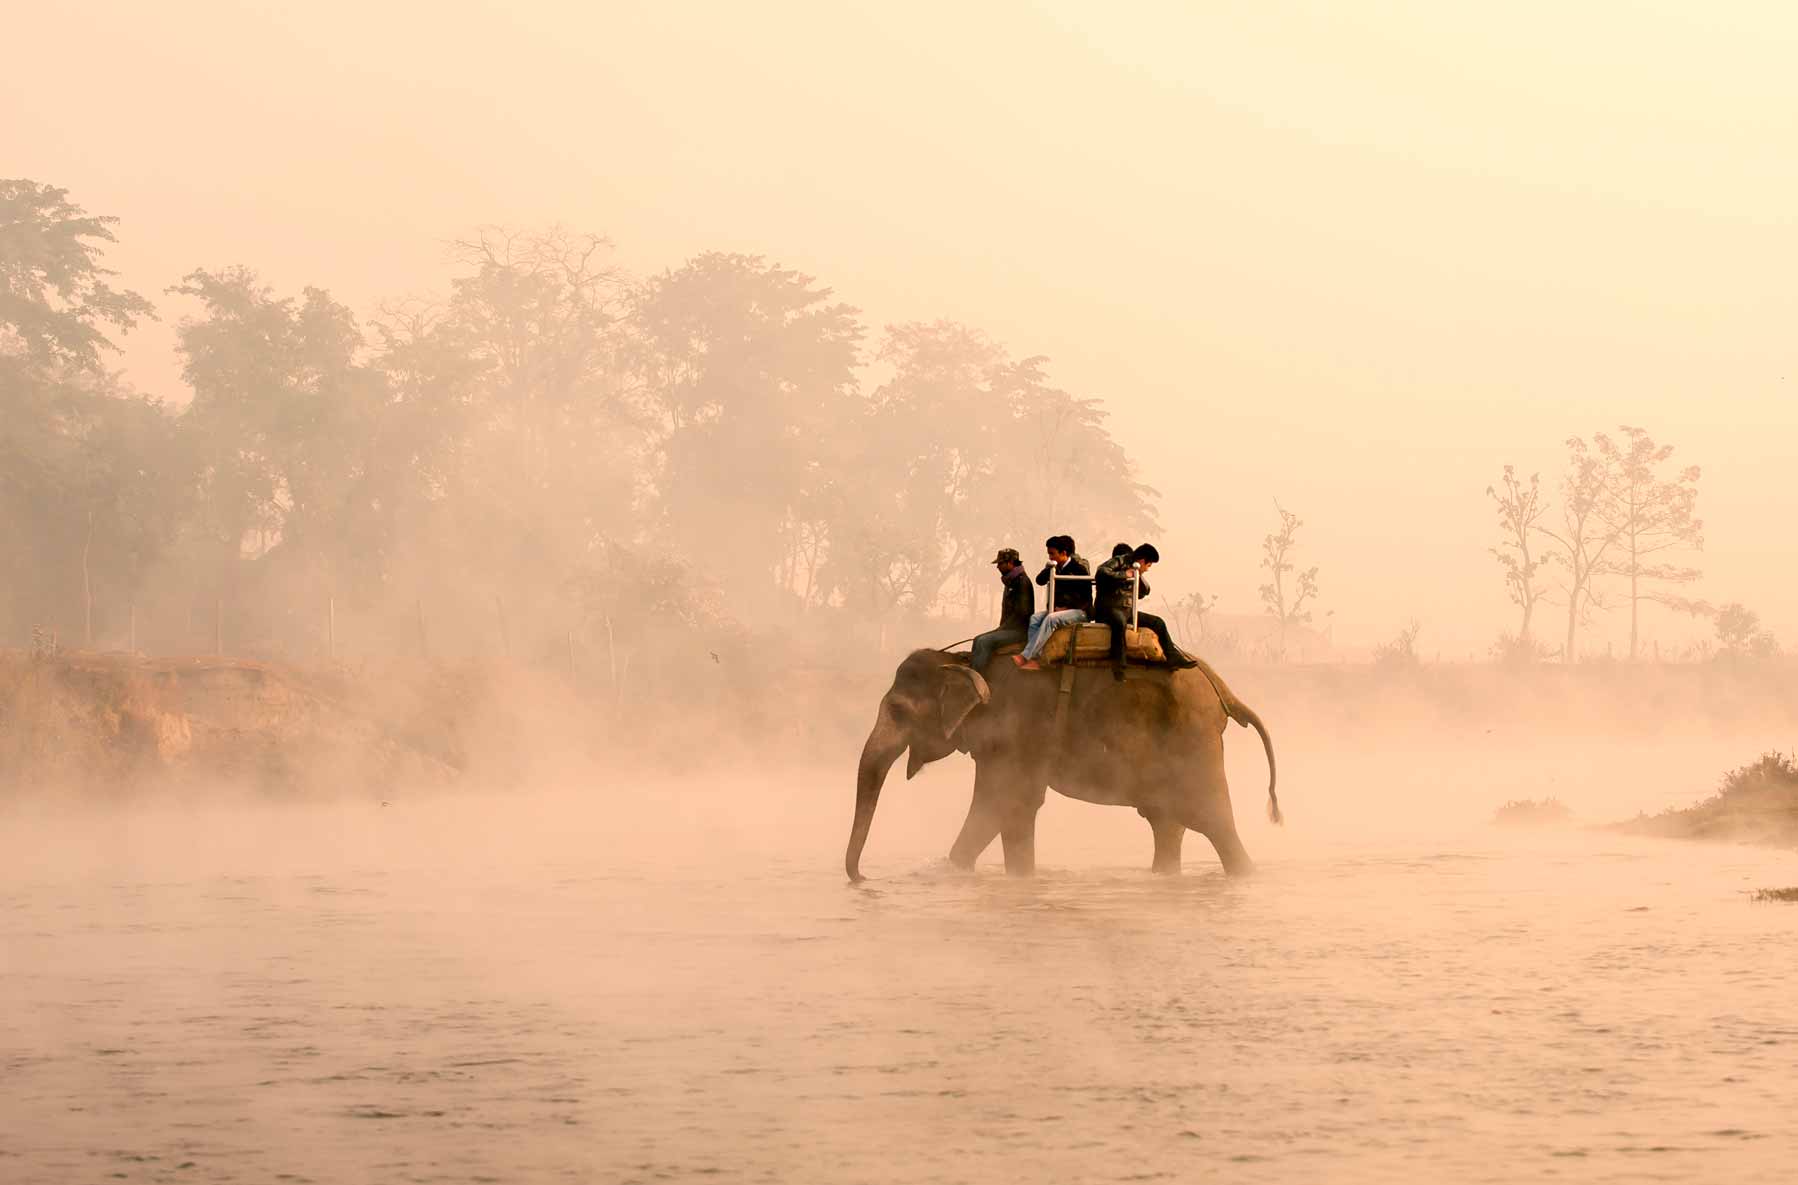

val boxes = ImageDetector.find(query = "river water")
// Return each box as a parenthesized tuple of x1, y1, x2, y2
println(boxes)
(4, 742, 1797, 1184)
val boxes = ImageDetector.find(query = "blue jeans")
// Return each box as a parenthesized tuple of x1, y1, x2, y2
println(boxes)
(970, 627, 1027, 671)
(1021, 608, 1088, 660)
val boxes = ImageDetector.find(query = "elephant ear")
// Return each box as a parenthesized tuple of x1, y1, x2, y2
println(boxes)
(939, 664, 990, 741)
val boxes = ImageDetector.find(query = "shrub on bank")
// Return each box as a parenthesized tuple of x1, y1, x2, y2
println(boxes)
(1616, 752, 1798, 845)
(1492, 797, 1572, 826)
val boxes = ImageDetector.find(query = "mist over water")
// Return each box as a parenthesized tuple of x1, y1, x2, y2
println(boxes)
(6, 714, 1797, 1184)
(9, 3, 1798, 1182)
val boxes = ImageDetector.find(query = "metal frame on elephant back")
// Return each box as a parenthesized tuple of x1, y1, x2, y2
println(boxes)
(1040, 568, 1163, 667)
(1046, 568, 1139, 631)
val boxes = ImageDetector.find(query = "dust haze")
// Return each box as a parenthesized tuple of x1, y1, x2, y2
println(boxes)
(4, 4, 1797, 1183)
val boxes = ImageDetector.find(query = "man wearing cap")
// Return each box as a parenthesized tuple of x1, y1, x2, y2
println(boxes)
(970, 547, 1035, 671)
(1012, 534, 1092, 670)
(1094, 543, 1198, 679)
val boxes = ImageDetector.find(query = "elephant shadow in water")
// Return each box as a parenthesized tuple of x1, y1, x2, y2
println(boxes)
(846, 648, 1279, 881)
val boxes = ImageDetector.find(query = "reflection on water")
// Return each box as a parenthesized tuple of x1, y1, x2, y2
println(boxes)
(3, 792, 1796, 1184)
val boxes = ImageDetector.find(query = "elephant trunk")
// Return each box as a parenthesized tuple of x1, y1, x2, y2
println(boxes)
(845, 705, 908, 883)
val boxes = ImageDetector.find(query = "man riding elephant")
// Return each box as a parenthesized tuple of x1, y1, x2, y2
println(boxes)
(969, 547, 1034, 672)
(1012, 534, 1091, 671)
(1094, 543, 1198, 679)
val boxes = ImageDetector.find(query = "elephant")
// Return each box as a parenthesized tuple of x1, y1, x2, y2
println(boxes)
(844, 649, 1279, 881)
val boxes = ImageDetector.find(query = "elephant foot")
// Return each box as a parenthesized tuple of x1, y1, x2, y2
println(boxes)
(1209, 835, 1254, 877)
(1001, 830, 1037, 876)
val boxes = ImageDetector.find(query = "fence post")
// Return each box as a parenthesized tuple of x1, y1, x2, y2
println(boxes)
(605, 613, 617, 697)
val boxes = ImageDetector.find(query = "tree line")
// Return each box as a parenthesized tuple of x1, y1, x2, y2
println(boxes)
(2, 179, 1158, 661)
(4, 178, 1777, 668)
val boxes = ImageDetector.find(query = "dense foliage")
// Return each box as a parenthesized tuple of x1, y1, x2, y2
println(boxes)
(1, 182, 1157, 659)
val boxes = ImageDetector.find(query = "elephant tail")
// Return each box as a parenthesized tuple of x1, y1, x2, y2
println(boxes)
(1189, 657, 1281, 825)
(1234, 699, 1281, 825)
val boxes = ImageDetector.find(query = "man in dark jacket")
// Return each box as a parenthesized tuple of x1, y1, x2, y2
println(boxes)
(1012, 535, 1092, 669)
(970, 547, 1035, 671)
(1094, 543, 1197, 679)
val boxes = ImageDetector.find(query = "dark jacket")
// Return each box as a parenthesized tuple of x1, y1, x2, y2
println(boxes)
(1094, 554, 1150, 617)
(998, 564, 1035, 632)
(1035, 555, 1093, 613)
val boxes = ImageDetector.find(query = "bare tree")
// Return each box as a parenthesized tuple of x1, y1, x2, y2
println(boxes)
(1485, 465, 1552, 644)
(1167, 589, 1218, 649)
(1592, 426, 1703, 661)
(1539, 437, 1618, 662)
(1258, 501, 1318, 661)
(1372, 618, 1422, 669)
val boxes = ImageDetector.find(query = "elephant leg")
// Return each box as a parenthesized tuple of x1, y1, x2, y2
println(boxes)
(1145, 813, 1186, 874)
(1199, 822, 1254, 876)
(1000, 811, 1038, 875)
(948, 785, 1003, 869)
(997, 770, 1047, 876)
(1180, 742, 1254, 876)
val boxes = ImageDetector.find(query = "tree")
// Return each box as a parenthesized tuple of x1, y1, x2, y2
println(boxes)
(440, 227, 642, 512)
(635, 252, 864, 615)
(442, 228, 646, 635)
(1372, 619, 1422, 669)
(1258, 501, 1318, 660)
(823, 321, 1158, 628)
(1, 179, 171, 644)
(1592, 426, 1703, 661)
(1714, 603, 1777, 660)
(827, 321, 1007, 622)
(1167, 590, 1218, 648)
(0, 179, 155, 368)
(360, 228, 656, 659)
(68, 394, 184, 645)
(1485, 465, 1551, 645)
(1539, 436, 1619, 662)
(991, 357, 1159, 574)
(169, 267, 393, 646)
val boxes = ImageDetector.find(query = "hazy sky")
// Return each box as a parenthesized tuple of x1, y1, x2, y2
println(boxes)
(9, 1, 1794, 651)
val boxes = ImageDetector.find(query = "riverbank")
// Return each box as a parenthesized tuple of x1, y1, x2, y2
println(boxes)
(1612, 752, 1798, 847)
(0, 650, 465, 797)
(5, 647, 1795, 805)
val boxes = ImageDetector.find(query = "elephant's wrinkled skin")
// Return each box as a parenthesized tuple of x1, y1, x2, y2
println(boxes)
(846, 650, 1278, 881)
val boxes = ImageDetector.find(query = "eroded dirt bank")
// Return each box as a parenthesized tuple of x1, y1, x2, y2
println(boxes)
(0, 652, 475, 796)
